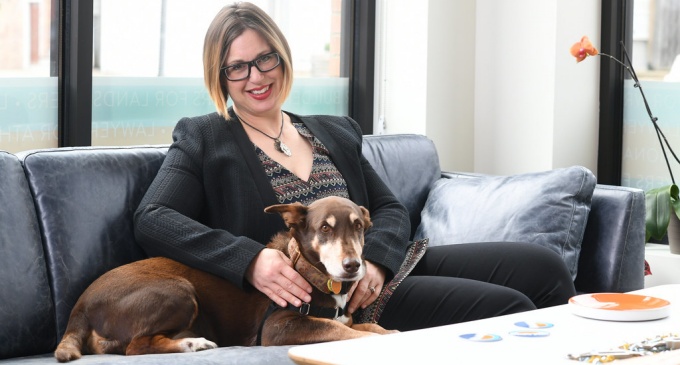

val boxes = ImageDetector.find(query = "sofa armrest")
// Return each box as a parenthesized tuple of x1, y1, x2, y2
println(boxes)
(574, 184, 646, 293)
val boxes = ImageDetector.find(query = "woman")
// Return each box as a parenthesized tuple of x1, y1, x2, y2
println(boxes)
(134, 2, 576, 331)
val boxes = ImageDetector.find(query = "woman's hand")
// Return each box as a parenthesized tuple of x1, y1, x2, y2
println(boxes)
(246, 248, 313, 308)
(347, 260, 386, 315)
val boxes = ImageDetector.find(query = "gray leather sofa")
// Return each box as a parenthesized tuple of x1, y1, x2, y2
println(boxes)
(0, 134, 645, 364)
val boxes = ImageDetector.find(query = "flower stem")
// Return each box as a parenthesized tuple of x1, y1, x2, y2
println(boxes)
(599, 42, 677, 185)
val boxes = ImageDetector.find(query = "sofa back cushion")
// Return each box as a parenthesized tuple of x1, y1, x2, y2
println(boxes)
(19, 146, 168, 339)
(413, 166, 597, 280)
(0, 152, 56, 359)
(362, 134, 441, 239)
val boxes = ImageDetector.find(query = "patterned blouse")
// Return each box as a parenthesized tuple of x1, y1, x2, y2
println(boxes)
(254, 121, 350, 206)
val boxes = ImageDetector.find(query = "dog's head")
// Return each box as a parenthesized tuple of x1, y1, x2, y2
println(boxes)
(264, 196, 372, 282)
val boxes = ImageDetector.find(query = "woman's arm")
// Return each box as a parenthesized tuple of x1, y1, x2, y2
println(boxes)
(134, 115, 312, 306)
(133, 116, 265, 288)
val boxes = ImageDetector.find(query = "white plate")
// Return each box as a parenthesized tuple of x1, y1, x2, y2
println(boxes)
(569, 293, 671, 321)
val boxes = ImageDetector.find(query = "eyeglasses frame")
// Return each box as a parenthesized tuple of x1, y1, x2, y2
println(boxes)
(220, 52, 281, 81)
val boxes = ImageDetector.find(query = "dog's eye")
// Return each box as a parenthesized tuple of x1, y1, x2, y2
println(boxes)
(321, 224, 332, 233)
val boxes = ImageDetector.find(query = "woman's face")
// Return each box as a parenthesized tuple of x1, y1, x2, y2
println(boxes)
(224, 28, 284, 119)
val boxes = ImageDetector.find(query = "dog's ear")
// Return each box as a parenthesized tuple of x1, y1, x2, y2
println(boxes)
(360, 206, 372, 230)
(264, 202, 308, 229)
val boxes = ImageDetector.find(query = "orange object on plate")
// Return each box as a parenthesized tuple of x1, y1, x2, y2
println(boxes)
(569, 293, 671, 321)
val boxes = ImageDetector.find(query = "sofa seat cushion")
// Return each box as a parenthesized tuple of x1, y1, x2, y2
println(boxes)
(0, 345, 295, 364)
(414, 166, 597, 279)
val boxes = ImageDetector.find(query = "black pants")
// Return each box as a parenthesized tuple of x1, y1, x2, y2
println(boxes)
(377, 242, 576, 331)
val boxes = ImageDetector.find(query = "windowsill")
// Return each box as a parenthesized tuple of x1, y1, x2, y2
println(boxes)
(644, 243, 680, 288)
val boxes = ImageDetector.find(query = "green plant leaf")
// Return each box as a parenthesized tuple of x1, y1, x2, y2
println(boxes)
(645, 184, 679, 241)
(672, 189, 680, 218)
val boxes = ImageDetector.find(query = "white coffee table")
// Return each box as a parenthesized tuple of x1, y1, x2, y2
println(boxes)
(288, 284, 680, 365)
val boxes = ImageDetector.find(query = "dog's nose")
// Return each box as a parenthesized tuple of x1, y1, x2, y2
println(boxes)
(342, 258, 361, 273)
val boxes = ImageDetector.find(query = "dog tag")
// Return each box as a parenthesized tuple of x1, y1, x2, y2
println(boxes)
(327, 280, 342, 294)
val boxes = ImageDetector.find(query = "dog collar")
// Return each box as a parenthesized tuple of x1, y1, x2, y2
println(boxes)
(287, 239, 352, 295)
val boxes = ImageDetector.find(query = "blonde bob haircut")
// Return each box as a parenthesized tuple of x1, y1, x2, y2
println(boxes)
(204, 2, 293, 117)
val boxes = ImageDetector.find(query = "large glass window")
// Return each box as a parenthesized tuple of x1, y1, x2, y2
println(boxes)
(92, 0, 349, 146)
(621, 0, 680, 190)
(0, 0, 57, 153)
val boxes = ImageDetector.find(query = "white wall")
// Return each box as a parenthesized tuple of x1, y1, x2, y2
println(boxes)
(553, 0, 601, 177)
(426, 0, 476, 172)
(475, 0, 557, 174)
(376, 0, 601, 176)
(374, 1, 429, 136)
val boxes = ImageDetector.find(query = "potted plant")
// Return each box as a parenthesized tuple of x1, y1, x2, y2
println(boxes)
(571, 36, 680, 252)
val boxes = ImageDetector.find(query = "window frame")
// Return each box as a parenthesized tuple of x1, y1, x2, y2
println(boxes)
(56, 0, 375, 147)
(598, 0, 634, 185)
(346, 0, 375, 134)
(59, 0, 93, 147)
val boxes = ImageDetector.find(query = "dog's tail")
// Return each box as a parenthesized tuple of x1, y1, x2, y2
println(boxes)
(54, 310, 90, 362)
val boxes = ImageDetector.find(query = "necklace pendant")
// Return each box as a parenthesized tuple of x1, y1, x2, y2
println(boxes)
(275, 139, 292, 157)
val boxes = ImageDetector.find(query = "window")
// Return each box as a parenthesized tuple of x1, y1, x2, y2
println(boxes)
(621, 0, 680, 190)
(1, 0, 374, 152)
(0, 0, 58, 153)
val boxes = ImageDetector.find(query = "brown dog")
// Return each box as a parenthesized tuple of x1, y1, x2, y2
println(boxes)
(54, 196, 396, 362)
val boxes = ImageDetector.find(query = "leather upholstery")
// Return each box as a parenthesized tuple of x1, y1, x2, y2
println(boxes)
(0, 152, 55, 359)
(19, 146, 167, 340)
(362, 134, 441, 238)
(576, 184, 646, 292)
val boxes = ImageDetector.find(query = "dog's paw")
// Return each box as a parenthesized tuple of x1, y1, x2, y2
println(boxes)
(54, 341, 82, 363)
(179, 337, 217, 352)
(54, 348, 81, 363)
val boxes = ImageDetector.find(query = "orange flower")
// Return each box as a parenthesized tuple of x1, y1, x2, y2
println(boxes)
(570, 36, 599, 62)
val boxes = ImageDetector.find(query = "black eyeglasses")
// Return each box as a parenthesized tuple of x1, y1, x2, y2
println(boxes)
(221, 52, 281, 81)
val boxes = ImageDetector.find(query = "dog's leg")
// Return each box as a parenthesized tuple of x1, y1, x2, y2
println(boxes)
(55, 259, 220, 361)
(262, 314, 390, 346)
(351, 323, 399, 335)
(54, 306, 90, 362)
(119, 286, 218, 355)
(126, 334, 217, 355)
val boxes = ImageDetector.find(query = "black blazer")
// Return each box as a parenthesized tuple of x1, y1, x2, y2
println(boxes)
(134, 110, 411, 288)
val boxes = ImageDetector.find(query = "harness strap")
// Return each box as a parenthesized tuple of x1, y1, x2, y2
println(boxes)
(283, 302, 350, 319)
(256, 302, 280, 346)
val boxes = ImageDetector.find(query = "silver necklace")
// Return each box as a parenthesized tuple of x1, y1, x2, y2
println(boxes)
(236, 111, 292, 157)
